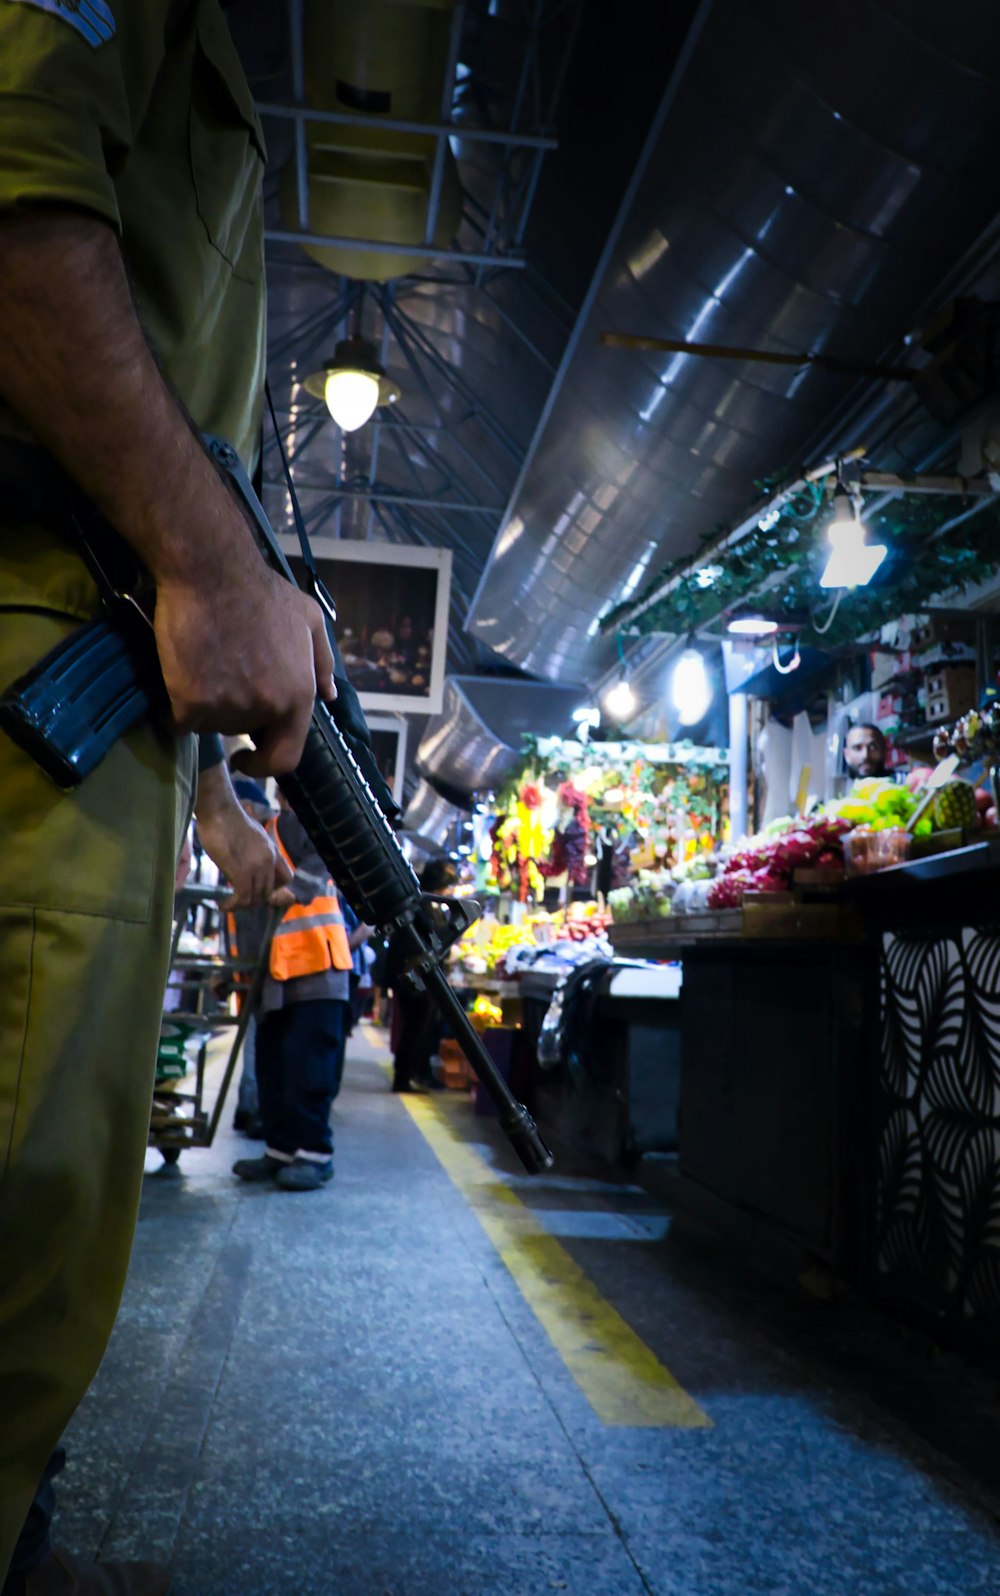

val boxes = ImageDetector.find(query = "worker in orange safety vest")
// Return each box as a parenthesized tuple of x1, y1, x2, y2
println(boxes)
(231, 793, 364, 1193)
(267, 819, 352, 981)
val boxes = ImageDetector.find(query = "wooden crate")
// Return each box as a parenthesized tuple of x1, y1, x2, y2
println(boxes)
(741, 900, 862, 941)
(437, 1037, 473, 1089)
(924, 665, 976, 723)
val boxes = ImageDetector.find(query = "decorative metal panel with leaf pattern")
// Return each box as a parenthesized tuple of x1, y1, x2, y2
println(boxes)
(877, 930, 1000, 1334)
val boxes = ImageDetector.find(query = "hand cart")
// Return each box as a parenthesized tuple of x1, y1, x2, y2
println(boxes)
(150, 882, 277, 1164)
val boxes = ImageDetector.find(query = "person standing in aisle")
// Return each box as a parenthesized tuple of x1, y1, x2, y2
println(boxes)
(0, 4, 334, 1592)
(224, 775, 282, 1136)
(332, 892, 374, 1101)
(386, 859, 456, 1092)
(232, 795, 355, 1192)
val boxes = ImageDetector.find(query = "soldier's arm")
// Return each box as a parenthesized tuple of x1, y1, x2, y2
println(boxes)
(0, 210, 334, 772)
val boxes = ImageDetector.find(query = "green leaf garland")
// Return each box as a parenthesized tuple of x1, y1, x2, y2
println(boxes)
(603, 486, 1000, 648)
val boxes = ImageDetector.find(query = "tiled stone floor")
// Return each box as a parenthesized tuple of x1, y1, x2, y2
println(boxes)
(54, 1029, 1000, 1595)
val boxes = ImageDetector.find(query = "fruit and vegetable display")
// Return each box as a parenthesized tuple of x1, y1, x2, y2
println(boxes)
(679, 772, 992, 912)
(452, 905, 613, 980)
(607, 870, 675, 923)
(477, 739, 728, 901)
(469, 995, 504, 1028)
(824, 777, 927, 832)
(454, 919, 539, 976)
(933, 703, 1000, 826)
(463, 724, 993, 936)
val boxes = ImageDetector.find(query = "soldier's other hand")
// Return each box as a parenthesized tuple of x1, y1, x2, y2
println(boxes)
(197, 799, 292, 909)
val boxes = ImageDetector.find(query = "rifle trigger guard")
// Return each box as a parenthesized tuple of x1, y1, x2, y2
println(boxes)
(421, 893, 482, 950)
(400, 894, 483, 989)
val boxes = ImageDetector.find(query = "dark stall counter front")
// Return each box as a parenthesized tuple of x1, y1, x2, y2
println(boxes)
(851, 840, 1000, 1352)
(520, 963, 683, 1169)
(601, 841, 1000, 1357)
(608, 907, 868, 1273)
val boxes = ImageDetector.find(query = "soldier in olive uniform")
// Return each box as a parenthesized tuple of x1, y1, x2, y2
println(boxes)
(0, 3, 334, 1591)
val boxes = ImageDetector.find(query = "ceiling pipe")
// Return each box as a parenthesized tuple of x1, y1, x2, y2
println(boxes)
(277, 0, 466, 282)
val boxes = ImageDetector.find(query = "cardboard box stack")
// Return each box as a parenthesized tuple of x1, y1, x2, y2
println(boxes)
(910, 616, 976, 726)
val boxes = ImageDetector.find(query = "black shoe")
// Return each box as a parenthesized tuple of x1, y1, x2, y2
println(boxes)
(232, 1153, 285, 1182)
(276, 1157, 334, 1192)
(391, 1077, 425, 1093)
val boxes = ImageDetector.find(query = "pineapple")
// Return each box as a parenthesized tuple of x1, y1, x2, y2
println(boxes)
(929, 779, 977, 832)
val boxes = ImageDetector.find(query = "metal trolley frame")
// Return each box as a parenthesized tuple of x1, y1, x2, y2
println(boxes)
(150, 882, 276, 1164)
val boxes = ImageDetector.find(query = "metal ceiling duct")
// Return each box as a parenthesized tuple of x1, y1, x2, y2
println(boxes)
(402, 776, 465, 845)
(416, 674, 585, 796)
(280, 0, 463, 281)
(466, 0, 1000, 686)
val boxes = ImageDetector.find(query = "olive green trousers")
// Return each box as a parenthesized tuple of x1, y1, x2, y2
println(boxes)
(0, 605, 193, 1583)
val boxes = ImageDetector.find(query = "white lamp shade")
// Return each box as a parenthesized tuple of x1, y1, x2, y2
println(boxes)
(672, 647, 712, 725)
(727, 615, 779, 637)
(820, 523, 887, 589)
(324, 369, 381, 431)
(571, 705, 601, 728)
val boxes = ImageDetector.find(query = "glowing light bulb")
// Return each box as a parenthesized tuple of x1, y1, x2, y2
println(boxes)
(324, 370, 380, 431)
(604, 680, 636, 720)
(671, 647, 712, 725)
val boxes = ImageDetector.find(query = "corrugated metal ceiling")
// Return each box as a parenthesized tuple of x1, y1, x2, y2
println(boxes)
(238, 0, 1000, 803)
(466, 0, 1000, 685)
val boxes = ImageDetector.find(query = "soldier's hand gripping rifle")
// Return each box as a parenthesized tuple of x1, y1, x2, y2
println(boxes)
(0, 438, 553, 1175)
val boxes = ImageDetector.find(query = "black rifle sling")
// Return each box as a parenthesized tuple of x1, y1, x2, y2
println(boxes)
(263, 383, 400, 823)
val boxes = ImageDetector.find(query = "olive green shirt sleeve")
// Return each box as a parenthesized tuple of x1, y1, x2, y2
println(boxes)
(0, 0, 172, 228)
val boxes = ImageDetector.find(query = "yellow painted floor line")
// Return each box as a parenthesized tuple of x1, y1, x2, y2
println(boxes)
(367, 1028, 709, 1429)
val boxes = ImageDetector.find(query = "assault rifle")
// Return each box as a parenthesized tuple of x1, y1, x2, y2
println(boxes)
(0, 439, 553, 1174)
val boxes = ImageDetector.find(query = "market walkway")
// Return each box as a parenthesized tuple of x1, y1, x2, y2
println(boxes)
(58, 1027, 1000, 1596)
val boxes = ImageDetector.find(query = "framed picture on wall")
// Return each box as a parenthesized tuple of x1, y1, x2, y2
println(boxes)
(364, 715, 409, 810)
(280, 539, 452, 714)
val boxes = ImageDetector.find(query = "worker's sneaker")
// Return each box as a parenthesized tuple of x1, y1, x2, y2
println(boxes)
(231, 1152, 285, 1182)
(22, 1546, 171, 1594)
(276, 1157, 333, 1192)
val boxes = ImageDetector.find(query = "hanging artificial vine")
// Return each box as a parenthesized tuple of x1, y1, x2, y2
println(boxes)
(503, 735, 730, 808)
(601, 479, 1000, 649)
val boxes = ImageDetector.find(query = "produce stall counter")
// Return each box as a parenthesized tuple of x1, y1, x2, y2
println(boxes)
(609, 896, 862, 954)
(848, 834, 1000, 892)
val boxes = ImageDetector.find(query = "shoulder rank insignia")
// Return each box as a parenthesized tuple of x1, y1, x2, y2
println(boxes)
(8, 0, 116, 48)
